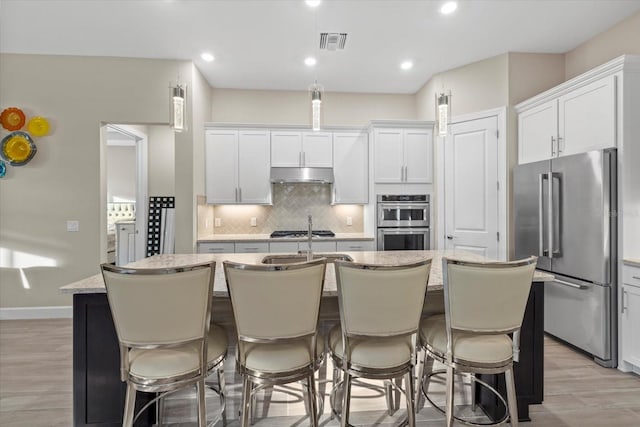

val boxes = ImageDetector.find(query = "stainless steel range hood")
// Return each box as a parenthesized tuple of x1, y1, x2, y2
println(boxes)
(270, 167, 334, 184)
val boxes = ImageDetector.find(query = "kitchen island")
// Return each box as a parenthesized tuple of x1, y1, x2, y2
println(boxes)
(62, 250, 552, 426)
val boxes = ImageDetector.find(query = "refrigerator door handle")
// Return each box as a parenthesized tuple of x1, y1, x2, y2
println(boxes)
(548, 170, 554, 259)
(551, 172, 563, 257)
(555, 279, 588, 290)
(538, 173, 548, 256)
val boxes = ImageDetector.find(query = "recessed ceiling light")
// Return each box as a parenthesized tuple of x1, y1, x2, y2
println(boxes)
(305, 57, 317, 66)
(401, 61, 413, 70)
(201, 52, 214, 62)
(440, 1, 458, 15)
(305, 0, 321, 7)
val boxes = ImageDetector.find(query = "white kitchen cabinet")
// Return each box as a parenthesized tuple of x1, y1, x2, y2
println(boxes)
(271, 131, 333, 167)
(269, 241, 300, 253)
(197, 242, 235, 254)
(336, 240, 375, 251)
(205, 130, 271, 204)
(302, 132, 333, 167)
(622, 264, 640, 372)
(235, 242, 269, 253)
(517, 73, 617, 164)
(373, 127, 432, 183)
(518, 99, 558, 164)
(333, 132, 368, 204)
(300, 240, 337, 253)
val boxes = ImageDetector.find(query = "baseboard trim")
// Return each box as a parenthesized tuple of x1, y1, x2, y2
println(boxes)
(0, 306, 73, 320)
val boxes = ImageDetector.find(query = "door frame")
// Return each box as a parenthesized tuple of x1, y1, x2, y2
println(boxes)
(101, 124, 148, 262)
(436, 107, 507, 260)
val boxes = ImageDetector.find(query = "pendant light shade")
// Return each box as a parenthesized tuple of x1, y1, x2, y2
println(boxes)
(309, 81, 324, 131)
(436, 92, 450, 137)
(170, 84, 187, 132)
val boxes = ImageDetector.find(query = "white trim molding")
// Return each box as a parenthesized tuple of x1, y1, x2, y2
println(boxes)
(0, 306, 73, 320)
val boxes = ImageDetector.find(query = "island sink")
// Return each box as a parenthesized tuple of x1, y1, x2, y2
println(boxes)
(261, 253, 354, 264)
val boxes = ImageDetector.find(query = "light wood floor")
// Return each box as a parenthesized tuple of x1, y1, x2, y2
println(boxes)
(1, 319, 639, 426)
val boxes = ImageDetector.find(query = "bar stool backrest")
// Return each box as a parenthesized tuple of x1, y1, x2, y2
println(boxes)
(335, 259, 432, 338)
(101, 262, 215, 347)
(443, 257, 537, 334)
(224, 258, 326, 341)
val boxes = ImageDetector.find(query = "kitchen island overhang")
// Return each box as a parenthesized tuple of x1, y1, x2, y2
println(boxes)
(62, 250, 552, 427)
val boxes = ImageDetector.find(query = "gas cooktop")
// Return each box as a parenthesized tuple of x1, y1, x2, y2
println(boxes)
(270, 230, 335, 238)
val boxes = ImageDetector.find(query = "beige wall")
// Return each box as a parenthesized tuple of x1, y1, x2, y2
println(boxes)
(147, 125, 175, 197)
(0, 54, 194, 308)
(415, 54, 509, 121)
(565, 11, 640, 80)
(210, 88, 416, 126)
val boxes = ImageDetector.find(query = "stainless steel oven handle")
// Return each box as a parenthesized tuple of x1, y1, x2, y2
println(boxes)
(554, 279, 587, 290)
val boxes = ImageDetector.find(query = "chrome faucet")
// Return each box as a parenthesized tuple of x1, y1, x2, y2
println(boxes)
(307, 214, 313, 261)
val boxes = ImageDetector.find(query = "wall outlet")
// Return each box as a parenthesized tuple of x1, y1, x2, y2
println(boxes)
(346, 216, 353, 226)
(67, 220, 80, 232)
(214, 218, 222, 227)
(250, 217, 257, 227)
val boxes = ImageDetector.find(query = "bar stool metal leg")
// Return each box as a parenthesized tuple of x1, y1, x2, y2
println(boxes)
(445, 366, 454, 427)
(405, 370, 416, 427)
(505, 368, 519, 427)
(123, 382, 136, 427)
(340, 372, 352, 427)
(197, 379, 206, 427)
(240, 377, 252, 427)
(308, 374, 319, 427)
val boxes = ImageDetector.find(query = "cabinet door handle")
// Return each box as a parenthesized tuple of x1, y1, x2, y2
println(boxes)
(558, 136, 564, 154)
(238, 187, 242, 202)
(621, 289, 627, 314)
(235, 188, 238, 202)
(632, 276, 640, 280)
(303, 151, 306, 167)
(551, 136, 556, 156)
(299, 151, 303, 167)
(446, 235, 454, 240)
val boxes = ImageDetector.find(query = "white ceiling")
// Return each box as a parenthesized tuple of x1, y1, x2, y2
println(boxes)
(1, 0, 639, 94)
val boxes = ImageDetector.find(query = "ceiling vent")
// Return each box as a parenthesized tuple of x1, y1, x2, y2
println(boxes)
(320, 33, 347, 51)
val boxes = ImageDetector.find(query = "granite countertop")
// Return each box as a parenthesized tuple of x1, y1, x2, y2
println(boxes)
(61, 250, 554, 297)
(623, 258, 640, 268)
(197, 233, 375, 242)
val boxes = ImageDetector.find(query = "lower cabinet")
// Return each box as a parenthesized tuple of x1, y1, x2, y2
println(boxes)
(197, 239, 376, 254)
(197, 242, 235, 254)
(235, 242, 269, 253)
(337, 240, 376, 251)
(622, 265, 640, 371)
(269, 241, 300, 253)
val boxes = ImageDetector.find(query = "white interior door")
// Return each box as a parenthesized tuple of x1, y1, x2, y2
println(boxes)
(444, 116, 499, 258)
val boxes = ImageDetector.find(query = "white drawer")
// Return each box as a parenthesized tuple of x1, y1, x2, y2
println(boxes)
(235, 242, 269, 253)
(197, 242, 235, 254)
(337, 240, 375, 252)
(623, 264, 640, 288)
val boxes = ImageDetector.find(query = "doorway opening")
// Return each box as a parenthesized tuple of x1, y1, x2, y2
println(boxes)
(104, 125, 148, 264)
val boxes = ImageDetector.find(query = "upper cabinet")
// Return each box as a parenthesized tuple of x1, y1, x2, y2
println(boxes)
(373, 126, 433, 183)
(333, 132, 368, 204)
(205, 129, 272, 204)
(517, 72, 617, 164)
(271, 131, 333, 167)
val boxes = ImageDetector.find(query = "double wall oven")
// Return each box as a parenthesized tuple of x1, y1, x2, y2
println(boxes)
(377, 195, 430, 251)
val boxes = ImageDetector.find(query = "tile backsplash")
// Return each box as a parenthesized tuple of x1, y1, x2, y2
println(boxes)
(198, 184, 364, 235)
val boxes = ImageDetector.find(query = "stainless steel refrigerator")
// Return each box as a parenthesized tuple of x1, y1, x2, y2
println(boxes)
(514, 148, 617, 367)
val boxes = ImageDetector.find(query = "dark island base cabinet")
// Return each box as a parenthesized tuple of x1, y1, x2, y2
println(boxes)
(476, 283, 544, 422)
(73, 293, 154, 427)
(73, 285, 544, 426)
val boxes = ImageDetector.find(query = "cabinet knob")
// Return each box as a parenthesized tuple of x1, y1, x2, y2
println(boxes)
(446, 235, 454, 240)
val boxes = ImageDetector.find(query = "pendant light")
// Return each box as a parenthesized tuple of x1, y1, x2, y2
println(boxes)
(169, 81, 187, 132)
(309, 80, 323, 131)
(436, 91, 451, 137)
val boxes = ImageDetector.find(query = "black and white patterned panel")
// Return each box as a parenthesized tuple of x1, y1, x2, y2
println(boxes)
(146, 197, 175, 257)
